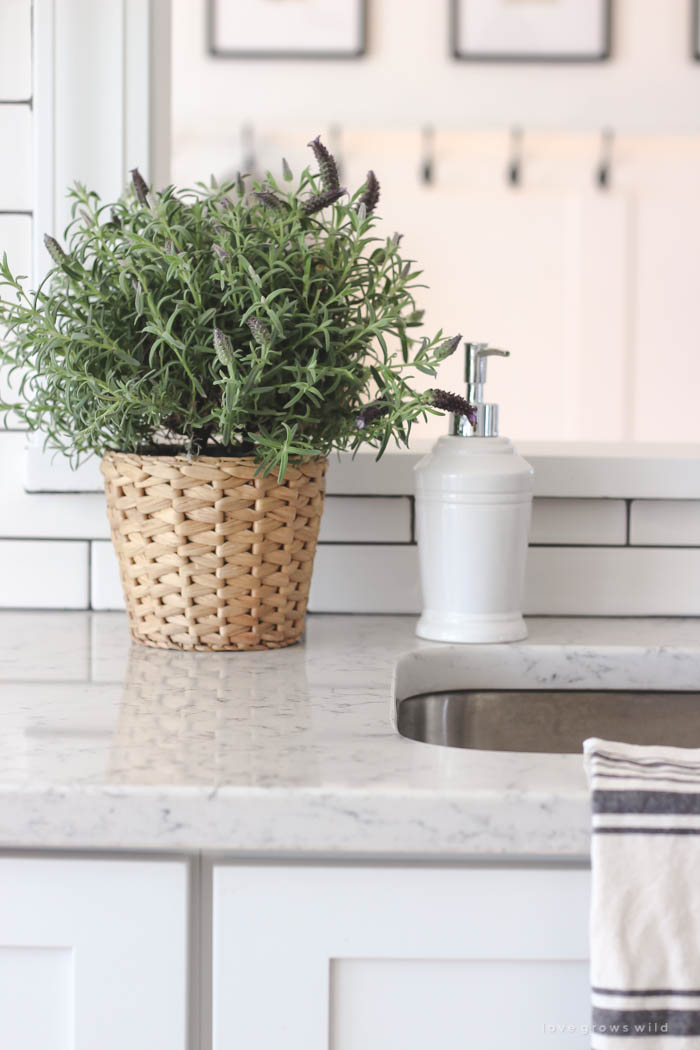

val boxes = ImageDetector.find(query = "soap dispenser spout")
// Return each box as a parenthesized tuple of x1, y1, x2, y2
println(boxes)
(452, 342, 510, 438)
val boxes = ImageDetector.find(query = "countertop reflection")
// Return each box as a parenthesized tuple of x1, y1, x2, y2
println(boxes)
(0, 612, 698, 857)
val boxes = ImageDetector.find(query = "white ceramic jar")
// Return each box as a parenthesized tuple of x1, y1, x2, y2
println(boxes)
(415, 436, 533, 643)
(414, 344, 534, 644)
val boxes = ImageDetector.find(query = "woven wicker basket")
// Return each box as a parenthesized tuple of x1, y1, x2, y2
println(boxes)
(101, 451, 327, 651)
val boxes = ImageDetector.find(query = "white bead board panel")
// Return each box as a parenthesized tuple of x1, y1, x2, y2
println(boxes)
(212, 863, 591, 1050)
(0, 855, 188, 1050)
(0, 215, 32, 427)
(630, 500, 700, 547)
(0, 104, 32, 210)
(0, 0, 31, 99)
(0, 213, 32, 275)
(633, 194, 700, 440)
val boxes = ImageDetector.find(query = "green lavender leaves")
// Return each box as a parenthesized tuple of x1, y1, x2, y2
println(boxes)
(0, 137, 462, 479)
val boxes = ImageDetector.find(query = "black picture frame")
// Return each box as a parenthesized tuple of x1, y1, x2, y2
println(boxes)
(692, 0, 700, 60)
(450, 0, 612, 64)
(207, 0, 367, 60)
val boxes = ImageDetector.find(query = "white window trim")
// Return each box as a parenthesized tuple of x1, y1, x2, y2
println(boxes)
(32, 0, 170, 277)
(25, 0, 171, 486)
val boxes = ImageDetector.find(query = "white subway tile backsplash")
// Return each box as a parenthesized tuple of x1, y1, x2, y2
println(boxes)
(90, 541, 124, 611)
(308, 545, 421, 613)
(326, 449, 420, 496)
(319, 497, 411, 543)
(630, 500, 700, 547)
(94, 537, 421, 615)
(0, 0, 31, 99)
(0, 540, 88, 608)
(23, 435, 104, 492)
(530, 498, 626, 545)
(0, 105, 32, 210)
(0, 433, 109, 537)
(22, 442, 700, 501)
(525, 546, 700, 616)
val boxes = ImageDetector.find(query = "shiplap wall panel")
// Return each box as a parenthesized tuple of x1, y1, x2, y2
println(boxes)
(0, 105, 32, 210)
(0, 214, 32, 275)
(633, 193, 700, 441)
(0, 215, 32, 426)
(0, 0, 31, 99)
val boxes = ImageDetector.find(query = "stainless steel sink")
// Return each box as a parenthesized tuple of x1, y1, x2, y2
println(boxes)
(396, 689, 700, 753)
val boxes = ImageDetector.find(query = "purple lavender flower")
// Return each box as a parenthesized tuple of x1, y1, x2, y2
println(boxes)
(253, 190, 285, 211)
(213, 327, 235, 366)
(130, 167, 149, 205)
(302, 186, 346, 216)
(212, 243, 230, 262)
(43, 234, 67, 266)
(357, 171, 380, 214)
(429, 388, 477, 426)
(355, 400, 390, 430)
(307, 135, 340, 192)
(434, 334, 462, 362)
(246, 317, 271, 347)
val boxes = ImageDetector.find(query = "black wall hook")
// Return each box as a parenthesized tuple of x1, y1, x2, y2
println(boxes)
(507, 126, 523, 188)
(241, 123, 256, 174)
(596, 128, 614, 189)
(421, 125, 435, 185)
(329, 123, 344, 182)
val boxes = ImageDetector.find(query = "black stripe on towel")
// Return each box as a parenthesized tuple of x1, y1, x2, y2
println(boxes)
(593, 790, 700, 814)
(594, 827, 700, 835)
(593, 987, 700, 998)
(592, 1007, 700, 1035)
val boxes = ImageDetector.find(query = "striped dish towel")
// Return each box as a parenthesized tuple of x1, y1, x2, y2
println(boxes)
(584, 738, 700, 1049)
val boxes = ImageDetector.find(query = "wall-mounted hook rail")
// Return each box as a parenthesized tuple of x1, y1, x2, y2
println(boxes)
(241, 123, 257, 174)
(329, 123, 344, 182)
(596, 127, 614, 190)
(421, 124, 435, 185)
(507, 126, 523, 188)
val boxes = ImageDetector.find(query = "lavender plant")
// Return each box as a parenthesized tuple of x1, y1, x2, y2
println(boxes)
(0, 137, 472, 479)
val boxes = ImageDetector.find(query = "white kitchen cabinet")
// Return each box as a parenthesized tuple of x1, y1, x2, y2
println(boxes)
(213, 862, 591, 1050)
(0, 855, 189, 1050)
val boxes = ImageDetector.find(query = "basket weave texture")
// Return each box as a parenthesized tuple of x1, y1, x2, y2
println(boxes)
(101, 451, 327, 651)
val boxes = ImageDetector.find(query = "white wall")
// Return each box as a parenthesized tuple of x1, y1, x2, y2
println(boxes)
(172, 0, 700, 137)
(171, 0, 700, 444)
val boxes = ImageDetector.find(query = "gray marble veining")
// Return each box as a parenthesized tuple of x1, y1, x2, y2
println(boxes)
(0, 612, 698, 857)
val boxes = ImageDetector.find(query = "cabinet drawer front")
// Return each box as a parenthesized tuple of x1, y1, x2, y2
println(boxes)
(0, 856, 188, 1050)
(213, 863, 591, 1050)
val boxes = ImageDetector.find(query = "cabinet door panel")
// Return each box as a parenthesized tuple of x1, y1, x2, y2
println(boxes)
(0, 856, 188, 1050)
(213, 863, 591, 1050)
(332, 958, 589, 1050)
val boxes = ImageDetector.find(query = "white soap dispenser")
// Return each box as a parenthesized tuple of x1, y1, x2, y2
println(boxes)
(415, 342, 534, 643)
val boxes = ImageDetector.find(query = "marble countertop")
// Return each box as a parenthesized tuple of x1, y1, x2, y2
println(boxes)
(0, 612, 698, 858)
